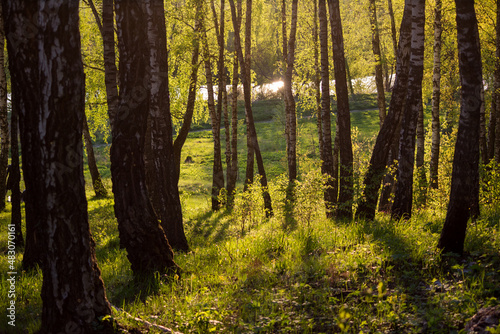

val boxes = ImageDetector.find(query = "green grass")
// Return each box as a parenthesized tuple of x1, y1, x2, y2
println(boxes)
(1, 99, 500, 333)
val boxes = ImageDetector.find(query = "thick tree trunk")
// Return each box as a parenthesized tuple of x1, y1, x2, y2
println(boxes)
(356, 0, 413, 221)
(329, 0, 354, 220)
(0, 3, 8, 212)
(391, 0, 426, 221)
(4, 1, 113, 331)
(429, 0, 442, 189)
(438, 0, 482, 255)
(83, 114, 108, 198)
(369, 0, 387, 126)
(318, 0, 336, 218)
(229, 0, 273, 216)
(144, 0, 189, 252)
(10, 104, 23, 249)
(112, 0, 178, 275)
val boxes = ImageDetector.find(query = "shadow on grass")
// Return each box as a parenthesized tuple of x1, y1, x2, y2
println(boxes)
(188, 209, 233, 247)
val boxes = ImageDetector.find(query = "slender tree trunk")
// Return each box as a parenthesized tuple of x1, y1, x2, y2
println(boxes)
(111, 0, 178, 275)
(438, 0, 482, 255)
(429, 0, 442, 189)
(391, 0, 426, 221)
(318, 0, 336, 218)
(201, 27, 224, 211)
(102, 0, 119, 128)
(0, 2, 8, 212)
(369, 0, 387, 126)
(488, 97, 497, 162)
(313, 0, 324, 159)
(479, 84, 488, 162)
(283, 0, 298, 182)
(387, 0, 398, 91)
(205, 0, 225, 211)
(229, 0, 273, 216)
(416, 99, 427, 205)
(83, 113, 108, 198)
(356, 0, 413, 221)
(4, 1, 114, 331)
(173, 6, 202, 179)
(328, 0, 353, 219)
(10, 104, 23, 249)
(226, 50, 239, 206)
(378, 130, 400, 212)
(143, 0, 189, 252)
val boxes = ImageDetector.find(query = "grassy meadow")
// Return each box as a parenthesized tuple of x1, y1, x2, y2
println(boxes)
(1, 97, 500, 333)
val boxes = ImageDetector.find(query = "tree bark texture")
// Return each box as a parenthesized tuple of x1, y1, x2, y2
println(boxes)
(356, 0, 413, 221)
(387, 0, 399, 91)
(3, 1, 113, 331)
(144, 0, 189, 252)
(0, 2, 9, 212)
(438, 0, 482, 255)
(318, 0, 336, 218)
(415, 100, 427, 205)
(83, 113, 108, 198)
(329, 0, 354, 220)
(10, 104, 23, 248)
(479, 84, 488, 163)
(112, 0, 178, 274)
(369, 0, 387, 126)
(391, 0, 426, 221)
(430, 0, 442, 189)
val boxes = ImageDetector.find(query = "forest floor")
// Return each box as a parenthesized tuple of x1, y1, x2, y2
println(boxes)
(1, 98, 500, 333)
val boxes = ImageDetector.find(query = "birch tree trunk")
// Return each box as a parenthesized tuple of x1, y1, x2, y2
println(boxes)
(369, 0, 387, 126)
(429, 0, 442, 189)
(328, 0, 354, 219)
(391, 0, 426, 221)
(438, 0, 482, 255)
(112, 0, 178, 275)
(356, 0, 413, 221)
(318, 0, 337, 218)
(4, 1, 114, 331)
(144, 0, 189, 252)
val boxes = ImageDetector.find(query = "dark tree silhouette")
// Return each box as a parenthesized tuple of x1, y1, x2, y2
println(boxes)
(111, 0, 178, 274)
(328, 0, 354, 219)
(438, 0, 482, 255)
(355, 0, 413, 221)
(3, 1, 113, 331)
